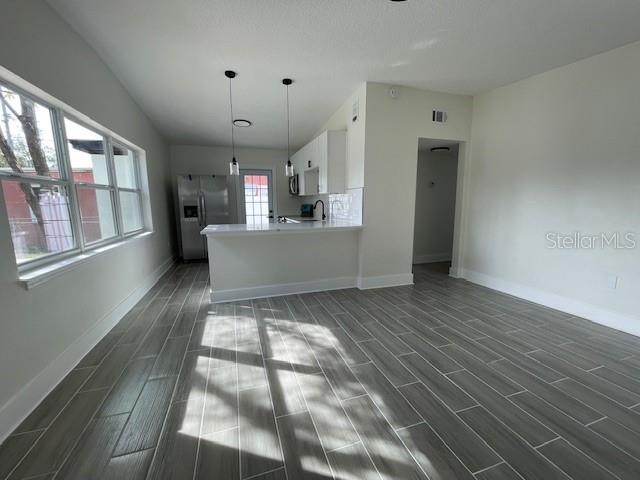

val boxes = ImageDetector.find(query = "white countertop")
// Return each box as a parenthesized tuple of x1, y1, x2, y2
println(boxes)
(201, 220, 363, 237)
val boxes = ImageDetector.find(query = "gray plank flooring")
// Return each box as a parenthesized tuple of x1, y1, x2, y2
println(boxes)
(3, 262, 640, 479)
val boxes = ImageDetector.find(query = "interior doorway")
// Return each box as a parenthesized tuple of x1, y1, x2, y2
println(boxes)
(412, 139, 461, 278)
(238, 169, 274, 225)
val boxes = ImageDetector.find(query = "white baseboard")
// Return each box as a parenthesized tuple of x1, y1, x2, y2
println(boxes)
(0, 256, 175, 443)
(461, 268, 640, 338)
(413, 253, 452, 264)
(211, 276, 358, 303)
(448, 264, 464, 278)
(357, 273, 414, 290)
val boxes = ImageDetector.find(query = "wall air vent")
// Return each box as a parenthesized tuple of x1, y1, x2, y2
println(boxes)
(432, 110, 447, 123)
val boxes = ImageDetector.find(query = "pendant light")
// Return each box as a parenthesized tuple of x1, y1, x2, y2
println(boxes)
(225, 70, 239, 175)
(283, 78, 294, 177)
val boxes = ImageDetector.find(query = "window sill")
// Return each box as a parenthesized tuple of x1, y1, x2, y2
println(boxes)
(18, 231, 153, 289)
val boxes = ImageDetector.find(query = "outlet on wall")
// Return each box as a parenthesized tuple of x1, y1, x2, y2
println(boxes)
(606, 274, 619, 290)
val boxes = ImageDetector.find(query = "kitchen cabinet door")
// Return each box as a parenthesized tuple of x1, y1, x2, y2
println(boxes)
(290, 130, 346, 196)
(319, 131, 346, 194)
(297, 140, 317, 195)
(316, 131, 329, 193)
(303, 137, 319, 171)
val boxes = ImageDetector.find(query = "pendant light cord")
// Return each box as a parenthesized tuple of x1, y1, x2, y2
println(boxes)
(228, 76, 236, 158)
(286, 83, 290, 161)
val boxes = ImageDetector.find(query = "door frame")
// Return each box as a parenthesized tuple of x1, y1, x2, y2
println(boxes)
(410, 139, 469, 278)
(236, 168, 277, 224)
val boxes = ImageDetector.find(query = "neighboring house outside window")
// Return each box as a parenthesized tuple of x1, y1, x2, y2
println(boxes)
(0, 80, 148, 272)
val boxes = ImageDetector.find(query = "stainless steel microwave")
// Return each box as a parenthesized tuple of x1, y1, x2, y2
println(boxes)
(288, 173, 299, 195)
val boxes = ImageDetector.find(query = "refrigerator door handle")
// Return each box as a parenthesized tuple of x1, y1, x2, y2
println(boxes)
(196, 192, 202, 226)
(199, 192, 206, 227)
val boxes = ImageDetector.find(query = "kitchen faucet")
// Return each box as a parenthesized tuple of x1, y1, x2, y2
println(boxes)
(313, 200, 326, 220)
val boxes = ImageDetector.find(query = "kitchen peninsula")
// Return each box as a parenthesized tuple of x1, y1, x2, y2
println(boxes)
(201, 220, 363, 302)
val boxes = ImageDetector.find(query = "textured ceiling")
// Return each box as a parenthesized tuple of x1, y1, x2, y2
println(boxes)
(47, 0, 640, 149)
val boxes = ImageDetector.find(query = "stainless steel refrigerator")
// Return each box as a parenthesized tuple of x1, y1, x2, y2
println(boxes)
(177, 174, 231, 260)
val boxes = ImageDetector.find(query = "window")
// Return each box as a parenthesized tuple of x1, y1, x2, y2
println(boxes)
(0, 81, 148, 270)
(113, 142, 143, 233)
(64, 117, 117, 244)
(77, 186, 117, 243)
(0, 85, 62, 179)
(0, 179, 74, 262)
(65, 118, 110, 184)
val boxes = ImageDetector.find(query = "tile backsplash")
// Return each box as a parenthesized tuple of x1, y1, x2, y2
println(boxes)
(329, 187, 363, 223)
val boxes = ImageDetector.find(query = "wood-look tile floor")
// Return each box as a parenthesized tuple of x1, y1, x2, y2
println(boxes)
(2, 262, 640, 479)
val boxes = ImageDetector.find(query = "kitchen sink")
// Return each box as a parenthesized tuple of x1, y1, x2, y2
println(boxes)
(278, 216, 319, 223)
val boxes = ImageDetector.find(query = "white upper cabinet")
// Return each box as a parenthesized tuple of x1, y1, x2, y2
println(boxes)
(318, 130, 347, 193)
(293, 130, 346, 195)
(291, 139, 315, 195)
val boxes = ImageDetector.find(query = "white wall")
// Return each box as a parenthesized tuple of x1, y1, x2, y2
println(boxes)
(359, 83, 473, 286)
(413, 148, 459, 264)
(170, 144, 301, 220)
(464, 40, 640, 332)
(0, 0, 173, 438)
(313, 82, 473, 287)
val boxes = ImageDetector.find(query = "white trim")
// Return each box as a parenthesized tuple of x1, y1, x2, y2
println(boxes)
(413, 252, 452, 264)
(0, 256, 174, 443)
(211, 276, 358, 303)
(450, 142, 470, 279)
(461, 268, 640, 338)
(357, 273, 414, 290)
(449, 265, 465, 278)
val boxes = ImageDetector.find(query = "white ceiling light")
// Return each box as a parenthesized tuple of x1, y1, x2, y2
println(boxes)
(233, 119, 252, 127)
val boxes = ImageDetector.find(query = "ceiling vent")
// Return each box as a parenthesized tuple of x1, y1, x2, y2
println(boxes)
(432, 110, 447, 123)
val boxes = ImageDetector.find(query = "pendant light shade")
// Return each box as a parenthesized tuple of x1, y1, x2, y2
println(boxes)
(285, 160, 294, 177)
(283, 78, 294, 177)
(225, 70, 239, 175)
(230, 157, 239, 175)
